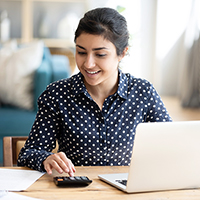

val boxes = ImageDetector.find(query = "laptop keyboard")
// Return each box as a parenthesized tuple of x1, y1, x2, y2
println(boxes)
(116, 179, 127, 186)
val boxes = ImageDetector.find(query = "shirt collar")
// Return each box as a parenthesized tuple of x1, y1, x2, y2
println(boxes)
(72, 69, 128, 99)
(117, 69, 128, 99)
(71, 72, 91, 100)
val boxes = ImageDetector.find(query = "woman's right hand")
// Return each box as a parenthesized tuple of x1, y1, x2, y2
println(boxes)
(43, 152, 76, 176)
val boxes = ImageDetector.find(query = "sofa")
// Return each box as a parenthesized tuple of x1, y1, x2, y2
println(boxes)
(0, 45, 71, 165)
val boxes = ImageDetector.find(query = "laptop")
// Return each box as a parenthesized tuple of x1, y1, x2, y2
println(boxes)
(98, 120, 200, 193)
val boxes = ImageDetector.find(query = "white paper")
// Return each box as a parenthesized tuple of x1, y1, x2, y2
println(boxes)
(0, 169, 45, 191)
(0, 191, 43, 200)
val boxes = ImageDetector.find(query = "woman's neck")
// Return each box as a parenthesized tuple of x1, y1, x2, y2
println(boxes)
(84, 72, 119, 110)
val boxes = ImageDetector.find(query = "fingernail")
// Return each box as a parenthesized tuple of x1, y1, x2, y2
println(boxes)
(70, 172, 74, 177)
(64, 168, 69, 173)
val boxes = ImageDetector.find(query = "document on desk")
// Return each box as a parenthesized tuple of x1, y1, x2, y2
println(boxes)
(0, 191, 43, 200)
(0, 169, 45, 191)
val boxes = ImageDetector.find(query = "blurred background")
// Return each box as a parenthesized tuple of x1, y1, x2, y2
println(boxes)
(1, 0, 200, 103)
(1, 0, 200, 99)
(0, 0, 200, 165)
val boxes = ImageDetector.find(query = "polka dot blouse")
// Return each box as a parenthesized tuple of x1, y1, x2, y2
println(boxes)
(17, 69, 172, 172)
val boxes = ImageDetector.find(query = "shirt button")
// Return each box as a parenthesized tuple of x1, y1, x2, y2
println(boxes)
(100, 139, 106, 143)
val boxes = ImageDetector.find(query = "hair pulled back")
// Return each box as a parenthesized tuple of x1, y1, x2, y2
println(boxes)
(74, 7, 129, 56)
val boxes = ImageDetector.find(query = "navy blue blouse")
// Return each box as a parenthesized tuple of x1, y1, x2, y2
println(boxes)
(18, 70, 172, 171)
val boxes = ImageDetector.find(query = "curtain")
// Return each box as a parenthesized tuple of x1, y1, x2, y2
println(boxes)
(179, 0, 200, 107)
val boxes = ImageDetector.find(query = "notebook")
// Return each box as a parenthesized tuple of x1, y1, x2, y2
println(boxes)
(98, 120, 200, 193)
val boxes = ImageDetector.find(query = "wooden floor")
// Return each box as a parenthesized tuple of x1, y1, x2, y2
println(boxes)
(161, 96, 200, 121)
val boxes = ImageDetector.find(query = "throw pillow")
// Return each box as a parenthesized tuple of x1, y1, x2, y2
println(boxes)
(0, 40, 44, 110)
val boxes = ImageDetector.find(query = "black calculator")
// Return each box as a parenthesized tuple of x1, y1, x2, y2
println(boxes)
(53, 176, 92, 187)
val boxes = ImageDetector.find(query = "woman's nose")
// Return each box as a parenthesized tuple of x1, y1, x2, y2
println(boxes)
(84, 55, 95, 68)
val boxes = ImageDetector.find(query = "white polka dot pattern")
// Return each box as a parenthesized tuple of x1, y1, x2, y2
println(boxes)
(17, 70, 172, 172)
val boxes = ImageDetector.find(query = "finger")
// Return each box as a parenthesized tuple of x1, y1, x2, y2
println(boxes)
(43, 155, 63, 174)
(65, 158, 76, 176)
(58, 153, 76, 176)
(68, 159, 76, 173)
(45, 154, 65, 174)
(44, 153, 76, 176)
(67, 158, 76, 172)
(44, 163, 53, 175)
(59, 155, 74, 174)
(52, 154, 70, 174)
(50, 159, 65, 174)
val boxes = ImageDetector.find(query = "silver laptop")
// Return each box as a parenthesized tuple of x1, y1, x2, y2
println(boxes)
(98, 121, 200, 193)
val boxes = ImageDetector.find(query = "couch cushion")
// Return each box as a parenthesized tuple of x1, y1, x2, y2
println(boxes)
(0, 41, 44, 110)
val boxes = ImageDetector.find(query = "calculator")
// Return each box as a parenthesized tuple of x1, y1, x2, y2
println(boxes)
(53, 176, 92, 187)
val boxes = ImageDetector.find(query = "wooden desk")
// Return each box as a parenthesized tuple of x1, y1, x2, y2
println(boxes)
(6, 166, 200, 200)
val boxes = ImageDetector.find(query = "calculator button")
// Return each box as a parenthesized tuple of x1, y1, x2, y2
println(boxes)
(69, 177, 76, 180)
(80, 176, 89, 180)
(75, 176, 82, 180)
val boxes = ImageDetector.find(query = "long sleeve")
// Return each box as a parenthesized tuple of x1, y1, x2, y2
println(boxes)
(17, 86, 60, 172)
(144, 82, 172, 122)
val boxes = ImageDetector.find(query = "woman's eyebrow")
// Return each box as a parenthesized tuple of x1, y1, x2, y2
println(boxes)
(76, 45, 108, 51)
(93, 47, 108, 51)
(76, 45, 86, 50)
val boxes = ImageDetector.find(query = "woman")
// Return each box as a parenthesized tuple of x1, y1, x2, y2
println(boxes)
(18, 7, 172, 176)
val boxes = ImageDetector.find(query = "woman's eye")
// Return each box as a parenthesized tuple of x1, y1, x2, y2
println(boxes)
(78, 51, 86, 55)
(97, 54, 106, 57)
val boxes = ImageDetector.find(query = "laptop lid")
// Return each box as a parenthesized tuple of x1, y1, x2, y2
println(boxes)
(98, 121, 200, 193)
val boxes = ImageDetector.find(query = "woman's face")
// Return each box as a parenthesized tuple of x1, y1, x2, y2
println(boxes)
(75, 33, 122, 88)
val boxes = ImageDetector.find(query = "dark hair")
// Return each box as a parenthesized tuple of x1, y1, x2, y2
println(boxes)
(74, 7, 129, 56)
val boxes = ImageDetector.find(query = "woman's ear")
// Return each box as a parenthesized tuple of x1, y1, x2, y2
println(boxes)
(119, 46, 129, 62)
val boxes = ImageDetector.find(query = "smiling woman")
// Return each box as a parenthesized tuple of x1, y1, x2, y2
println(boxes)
(17, 7, 172, 176)
(75, 33, 123, 109)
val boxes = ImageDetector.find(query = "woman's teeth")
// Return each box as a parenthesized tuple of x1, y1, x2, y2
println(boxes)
(86, 70, 99, 74)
